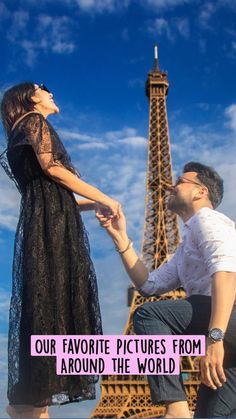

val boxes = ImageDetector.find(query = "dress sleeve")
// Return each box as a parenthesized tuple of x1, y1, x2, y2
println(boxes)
(138, 247, 182, 296)
(23, 113, 64, 172)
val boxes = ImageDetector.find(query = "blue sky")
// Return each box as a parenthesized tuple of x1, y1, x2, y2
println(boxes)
(0, 0, 236, 417)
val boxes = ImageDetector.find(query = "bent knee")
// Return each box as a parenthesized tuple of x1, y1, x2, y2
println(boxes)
(133, 306, 144, 334)
(133, 302, 157, 334)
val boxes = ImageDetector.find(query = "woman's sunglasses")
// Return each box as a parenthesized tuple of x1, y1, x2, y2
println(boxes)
(35, 84, 51, 94)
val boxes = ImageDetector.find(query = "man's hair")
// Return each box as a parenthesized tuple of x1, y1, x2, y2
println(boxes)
(1, 82, 35, 136)
(183, 161, 224, 209)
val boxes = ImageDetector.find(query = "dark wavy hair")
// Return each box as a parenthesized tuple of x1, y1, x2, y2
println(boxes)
(1, 82, 36, 136)
(183, 161, 224, 209)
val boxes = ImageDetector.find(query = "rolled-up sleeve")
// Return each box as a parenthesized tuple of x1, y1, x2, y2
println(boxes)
(191, 211, 236, 276)
(139, 246, 182, 296)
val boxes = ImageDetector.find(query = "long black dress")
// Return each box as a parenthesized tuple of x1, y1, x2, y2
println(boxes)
(0, 112, 102, 407)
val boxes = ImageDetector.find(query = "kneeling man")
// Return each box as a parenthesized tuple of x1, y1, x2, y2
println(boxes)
(96, 162, 236, 418)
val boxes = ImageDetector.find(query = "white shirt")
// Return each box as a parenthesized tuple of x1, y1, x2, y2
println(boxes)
(139, 207, 236, 297)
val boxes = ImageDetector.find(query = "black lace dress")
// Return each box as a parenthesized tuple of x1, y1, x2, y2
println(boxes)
(0, 112, 102, 407)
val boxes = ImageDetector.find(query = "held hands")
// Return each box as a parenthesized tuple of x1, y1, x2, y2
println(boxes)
(95, 204, 127, 239)
(200, 338, 226, 390)
(101, 198, 121, 218)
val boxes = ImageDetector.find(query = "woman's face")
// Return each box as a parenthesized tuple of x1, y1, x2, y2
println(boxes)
(31, 84, 59, 117)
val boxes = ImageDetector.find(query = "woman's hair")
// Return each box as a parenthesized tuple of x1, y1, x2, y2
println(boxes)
(1, 82, 36, 136)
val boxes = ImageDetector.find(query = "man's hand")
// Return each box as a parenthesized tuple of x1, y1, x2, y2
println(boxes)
(200, 339, 226, 390)
(95, 204, 149, 288)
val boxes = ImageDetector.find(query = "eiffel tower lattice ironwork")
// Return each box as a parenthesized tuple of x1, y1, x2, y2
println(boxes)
(91, 46, 200, 419)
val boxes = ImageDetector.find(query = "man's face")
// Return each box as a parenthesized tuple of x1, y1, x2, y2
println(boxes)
(167, 171, 204, 213)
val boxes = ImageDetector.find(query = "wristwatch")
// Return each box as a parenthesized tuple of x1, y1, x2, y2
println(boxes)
(208, 328, 225, 342)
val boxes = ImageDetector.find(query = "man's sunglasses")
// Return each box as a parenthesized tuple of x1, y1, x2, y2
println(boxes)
(173, 176, 203, 188)
(165, 176, 203, 190)
(35, 84, 51, 94)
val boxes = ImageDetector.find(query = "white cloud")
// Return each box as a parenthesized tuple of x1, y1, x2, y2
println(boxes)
(0, 1, 10, 21)
(147, 16, 190, 41)
(141, 0, 191, 10)
(198, 1, 218, 29)
(2, 0, 197, 15)
(52, 41, 75, 54)
(20, 40, 38, 68)
(61, 126, 147, 151)
(174, 17, 190, 38)
(59, 130, 101, 143)
(0, 288, 10, 323)
(74, 0, 130, 13)
(78, 142, 108, 150)
(0, 170, 20, 231)
(7, 10, 30, 43)
(4, 10, 76, 67)
(118, 136, 147, 147)
(10, 10, 29, 35)
(13, 10, 29, 29)
(2, 0, 127, 16)
(148, 17, 174, 41)
(105, 127, 137, 141)
(225, 104, 236, 132)
(37, 14, 76, 54)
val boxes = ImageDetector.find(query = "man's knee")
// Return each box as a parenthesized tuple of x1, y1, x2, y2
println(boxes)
(133, 305, 145, 334)
(133, 301, 162, 334)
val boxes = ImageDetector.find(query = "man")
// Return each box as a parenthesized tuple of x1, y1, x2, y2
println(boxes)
(96, 162, 236, 418)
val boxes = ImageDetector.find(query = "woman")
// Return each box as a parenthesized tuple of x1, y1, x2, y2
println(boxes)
(0, 82, 120, 418)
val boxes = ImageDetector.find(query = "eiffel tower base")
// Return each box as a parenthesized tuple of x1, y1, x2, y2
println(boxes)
(91, 374, 200, 418)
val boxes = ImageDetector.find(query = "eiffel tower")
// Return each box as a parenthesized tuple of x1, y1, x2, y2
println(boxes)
(91, 45, 200, 418)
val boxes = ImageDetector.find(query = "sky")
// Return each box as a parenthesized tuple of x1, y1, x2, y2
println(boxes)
(0, 0, 236, 417)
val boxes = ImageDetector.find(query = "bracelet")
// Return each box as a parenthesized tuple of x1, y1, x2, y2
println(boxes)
(115, 238, 133, 254)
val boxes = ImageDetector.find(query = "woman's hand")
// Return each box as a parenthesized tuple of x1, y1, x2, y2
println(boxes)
(100, 197, 121, 218)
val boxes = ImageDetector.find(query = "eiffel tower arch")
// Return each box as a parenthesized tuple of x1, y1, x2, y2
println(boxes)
(91, 46, 200, 418)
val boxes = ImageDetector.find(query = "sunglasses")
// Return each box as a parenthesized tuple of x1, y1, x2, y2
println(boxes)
(173, 176, 203, 188)
(35, 84, 51, 94)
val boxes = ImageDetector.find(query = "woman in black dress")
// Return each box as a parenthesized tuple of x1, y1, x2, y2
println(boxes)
(0, 82, 120, 418)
